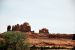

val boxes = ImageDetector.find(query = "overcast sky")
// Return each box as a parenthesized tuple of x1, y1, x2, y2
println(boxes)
(0, 0, 75, 34)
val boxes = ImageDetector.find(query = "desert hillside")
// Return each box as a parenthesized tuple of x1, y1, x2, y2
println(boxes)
(0, 31, 75, 49)
(25, 32, 75, 48)
(0, 22, 75, 49)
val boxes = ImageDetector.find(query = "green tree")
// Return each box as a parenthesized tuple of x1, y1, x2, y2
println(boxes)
(0, 38, 6, 50)
(3, 31, 29, 50)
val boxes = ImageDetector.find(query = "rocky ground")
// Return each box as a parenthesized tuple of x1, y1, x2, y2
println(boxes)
(26, 32, 75, 48)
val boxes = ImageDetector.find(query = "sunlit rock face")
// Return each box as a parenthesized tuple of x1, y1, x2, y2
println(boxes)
(20, 22, 31, 32)
(11, 22, 31, 32)
(39, 28, 49, 34)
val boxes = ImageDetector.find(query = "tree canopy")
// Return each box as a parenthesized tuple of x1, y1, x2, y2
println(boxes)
(2, 31, 29, 50)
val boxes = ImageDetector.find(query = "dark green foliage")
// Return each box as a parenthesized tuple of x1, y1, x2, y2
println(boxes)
(0, 39, 6, 50)
(50, 46, 66, 49)
(2, 31, 29, 50)
(30, 45, 36, 50)
(30, 46, 67, 50)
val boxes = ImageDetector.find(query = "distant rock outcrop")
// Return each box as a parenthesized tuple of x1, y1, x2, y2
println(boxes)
(12, 24, 20, 31)
(20, 22, 31, 32)
(39, 28, 49, 34)
(7, 25, 11, 31)
(7, 22, 31, 32)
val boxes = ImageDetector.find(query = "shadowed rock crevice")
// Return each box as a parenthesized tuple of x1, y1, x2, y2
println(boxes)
(72, 34, 75, 40)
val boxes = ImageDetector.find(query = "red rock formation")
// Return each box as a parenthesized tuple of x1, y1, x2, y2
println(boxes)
(20, 22, 31, 32)
(12, 26, 15, 31)
(39, 28, 49, 34)
(14, 24, 20, 31)
(11, 22, 31, 32)
(7, 25, 11, 31)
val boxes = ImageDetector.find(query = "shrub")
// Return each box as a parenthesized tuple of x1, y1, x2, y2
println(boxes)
(3, 31, 29, 50)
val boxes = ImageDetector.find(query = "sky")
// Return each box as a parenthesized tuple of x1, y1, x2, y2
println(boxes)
(0, 0, 75, 34)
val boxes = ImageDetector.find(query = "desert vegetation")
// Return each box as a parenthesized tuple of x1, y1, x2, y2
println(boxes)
(0, 31, 30, 50)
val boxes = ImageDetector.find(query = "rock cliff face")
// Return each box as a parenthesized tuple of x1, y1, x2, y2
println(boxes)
(39, 28, 49, 34)
(20, 22, 31, 32)
(7, 25, 11, 31)
(7, 22, 31, 32)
